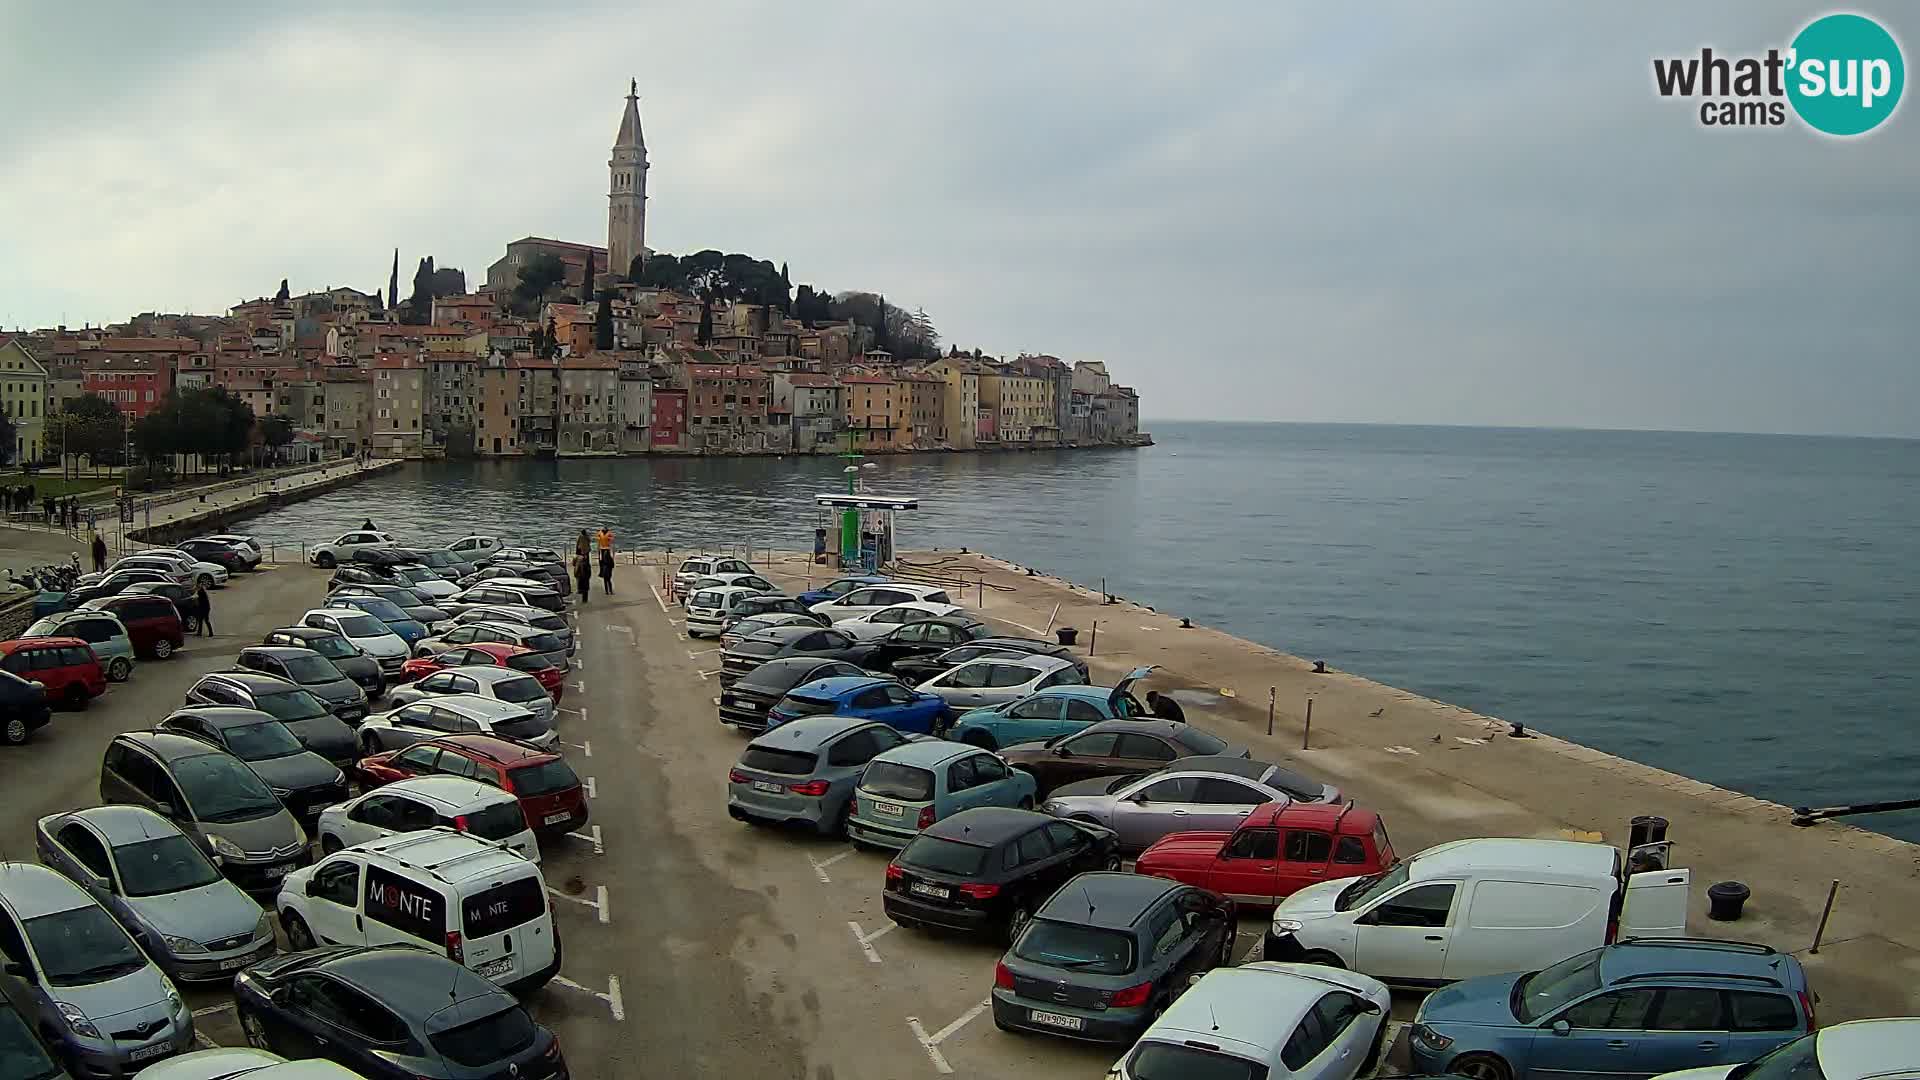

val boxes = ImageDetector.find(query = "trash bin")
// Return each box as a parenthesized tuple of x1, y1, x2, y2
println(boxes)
(1629, 815, 1669, 850)
(1707, 880, 1751, 921)
(1056, 627, 1079, 646)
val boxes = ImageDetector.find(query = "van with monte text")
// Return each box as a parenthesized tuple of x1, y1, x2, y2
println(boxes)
(273, 828, 560, 993)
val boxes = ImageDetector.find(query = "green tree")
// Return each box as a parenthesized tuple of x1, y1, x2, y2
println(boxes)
(594, 293, 615, 350)
(696, 291, 714, 346)
(65, 393, 120, 422)
(0, 410, 15, 466)
(514, 254, 568, 312)
(581, 250, 597, 304)
(260, 416, 295, 462)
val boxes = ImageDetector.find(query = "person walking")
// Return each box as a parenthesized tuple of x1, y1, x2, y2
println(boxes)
(575, 529, 592, 560)
(595, 525, 614, 556)
(42, 496, 54, 525)
(193, 582, 214, 637)
(573, 553, 592, 604)
(598, 547, 614, 596)
(90, 531, 107, 574)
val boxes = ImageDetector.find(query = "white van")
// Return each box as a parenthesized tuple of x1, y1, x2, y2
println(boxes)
(275, 829, 559, 992)
(1265, 837, 1688, 986)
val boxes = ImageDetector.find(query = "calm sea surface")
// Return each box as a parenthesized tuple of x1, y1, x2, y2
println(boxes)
(235, 423, 1920, 841)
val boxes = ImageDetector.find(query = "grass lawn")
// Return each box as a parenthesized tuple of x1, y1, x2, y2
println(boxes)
(0, 474, 124, 499)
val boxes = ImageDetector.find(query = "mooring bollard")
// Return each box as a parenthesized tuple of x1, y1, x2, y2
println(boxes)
(1088, 620, 1098, 656)
(1302, 697, 1314, 749)
(1809, 879, 1840, 953)
(1266, 687, 1276, 736)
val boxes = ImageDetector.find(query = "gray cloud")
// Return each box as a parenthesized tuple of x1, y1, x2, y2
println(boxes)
(2, 0, 1914, 435)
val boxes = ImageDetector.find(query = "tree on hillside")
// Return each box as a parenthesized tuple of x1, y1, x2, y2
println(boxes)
(539, 316, 560, 359)
(581, 250, 596, 304)
(628, 252, 647, 282)
(260, 416, 294, 463)
(514, 254, 568, 314)
(0, 411, 15, 466)
(696, 291, 713, 346)
(594, 293, 615, 350)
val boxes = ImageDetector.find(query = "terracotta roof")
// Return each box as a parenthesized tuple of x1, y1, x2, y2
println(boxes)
(371, 356, 418, 370)
(560, 354, 619, 370)
(840, 374, 895, 385)
(785, 374, 840, 388)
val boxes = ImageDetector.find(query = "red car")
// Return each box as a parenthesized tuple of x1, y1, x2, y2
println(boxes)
(1133, 801, 1396, 907)
(84, 594, 186, 659)
(0, 637, 107, 709)
(355, 733, 589, 835)
(397, 642, 565, 700)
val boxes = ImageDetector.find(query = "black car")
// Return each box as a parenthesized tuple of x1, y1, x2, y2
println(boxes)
(848, 616, 994, 673)
(328, 564, 406, 590)
(350, 548, 416, 569)
(720, 626, 874, 686)
(891, 638, 1090, 684)
(176, 537, 249, 572)
(157, 706, 348, 820)
(990, 872, 1236, 1043)
(718, 657, 867, 732)
(0, 669, 52, 746)
(884, 807, 1119, 943)
(406, 549, 473, 580)
(233, 645, 370, 722)
(264, 626, 386, 698)
(184, 672, 358, 768)
(66, 568, 175, 607)
(0, 981, 67, 1080)
(235, 945, 568, 1080)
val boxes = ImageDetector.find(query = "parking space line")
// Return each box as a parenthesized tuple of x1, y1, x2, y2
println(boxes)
(194, 1031, 219, 1049)
(547, 884, 611, 925)
(810, 848, 855, 883)
(687, 648, 719, 659)
(990, 615, 1048, 636)
(566, 824, 604, 855)
(193, 1002, 236, 1018)
(548, 973, 626, 1022)
(674, 631, 687, 640)
(603, 623, 633, 636)
(697, 668, 722, 680)
(906, 998, 990, 1075)
(848, 920, 894, 963)
(711, 696, 721, 706)
(584, 777, 597, 799)
(571, 680, 586, 692)
(563, 739, 592, 756)
(647, 581, 670, 612)
(573, 655, 586, 670)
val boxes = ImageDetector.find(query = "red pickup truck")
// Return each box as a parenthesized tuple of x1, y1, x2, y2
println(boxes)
(1133, 801, 1395, 906)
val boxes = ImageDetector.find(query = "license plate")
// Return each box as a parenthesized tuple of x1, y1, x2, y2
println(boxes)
(475, 956, 514, 979)
(752, 780, 784, 794)
(262, 863, 294, 879)
(909, 882, 950, 900)
(875, 801, 904, 817)
(218, 954, 255, 971)
(1028, 1010, 1084, 1032)
(543, 812, 571, 826)
(129, 1043, 173, 1062)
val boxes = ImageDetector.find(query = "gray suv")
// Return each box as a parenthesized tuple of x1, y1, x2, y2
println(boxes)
(231, 646, 369, 723)
(183, 672, 357, 769)
(726, 716, 913, 835)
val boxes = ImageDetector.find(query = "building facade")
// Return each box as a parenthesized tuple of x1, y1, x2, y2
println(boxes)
(558, 354, 621, 454)
(0, 339, 48, 463)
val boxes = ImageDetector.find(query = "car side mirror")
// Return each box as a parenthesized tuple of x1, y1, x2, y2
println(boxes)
(305, 879, 320, 898)
(1359, 999, 1382, 1015)
(1551, 1019, 1571, 1037)
(1187, 972, 1203, 987)
(1054, 746, 1073, 758)
(3, 961, 33, 982)
(269, 986, 291, 1007)
(1128, 791, 1149, 804)
(155, 801, 179, 819)
(93, 873, 115, 894)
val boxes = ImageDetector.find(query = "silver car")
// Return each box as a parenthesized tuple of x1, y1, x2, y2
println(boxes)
(0, 863, 195, 1076)
(916, 653, 1085, 711)
(1042, 757, 1342, 853)
(386, 666, 555, 727)
(726, 716, 914, 835)
(357, 693, 556, 753)
(430, 605, 575, 655)
(413, 620, 569, 672)
(33, 807, 274, 984)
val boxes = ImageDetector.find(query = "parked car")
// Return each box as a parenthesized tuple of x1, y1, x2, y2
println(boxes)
(847, 741, 1038, 850)
(413, 621, 569, 671)
(0, 862, 195, 1076)
(131, 1048, 365, 1080)
(33, 805, 275, 984)
(232, 646, 368, 723)
(322, 596, 426, 646)
(0, 637, 106, 710)
(232, 945, 566, 1078)
(115, 581, 200, 628)
(428, 605, 574, 655)
(77, 555, 192, 590)
(721, 612, 827, 649)
(349, 547, 415, 570)
(24, 611, 135, 682)
(764, 675, 950, 735)
(354, 734, 587, 837)
(889, 637, 1089, 684)
(0, 988, 65, 1080)
(1045, 756, 1343, 853)
(317, 775, 538, 862)
(725, 595, 826, 630)
(794, 574, 889, 607)
(456, 564, 571, 599)
(1112, 962, 1392, 1080)
(183, 672, 358, 769)
(175, 538, 251, 573)
(307, 530, 396, 569)
(357, 694, 555, 754)
(831, 602, 973, 642)
(384, 564, 458, 600)
(840, 617, 992, 672)
(386, 667, 555, 727)
(330, 585, 448, 626)
(277, 830, 559, 992)
(687, 572, 777, 599)
(1001, 718, 1246, 794)
(100, 732, 311, 894)
(446, 534, 502, 561)
(442, 582, 564, 616)
(78, 594, 186, 658)
(195, 534, 264, 569)
(325, 565, 404, 591)
(400, 643, 564, 700)
(156, 708, 348, 821)
(1644, 1019, 1920, 1080)
(410, 548, 473, 580)
(299, 608, 409, 677)
(672, 555, 754, 600)
(1266, 837, 1692, 985)
(726, 716, 913, 835)
(917, 653, 1088, 713)
(719, 625, 873, 685)
(883, 807, 1119, 942)
(809, 582, 953, 623)
(261, 627, 384, 699)
(685, 585, 766, 638)
(1135, 801, 1395, 906)
(946, 670, 1160, 749)
(129, 551, 228, 590)
(1410, 938, 1815, 1080)
(990, 871, 1236, 1042)
(717, 657, 867, 733)
(0, 670, 51, 746)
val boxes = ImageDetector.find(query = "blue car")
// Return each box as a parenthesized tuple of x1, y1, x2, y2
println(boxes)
(946, 666, 1156, 750)
(324, 595, 427, 645)
(1409, 937, 1814, 1080)
(795, 575, 891, 607)
(846, 740, 1038, 849)
(765, 675, 949, 734)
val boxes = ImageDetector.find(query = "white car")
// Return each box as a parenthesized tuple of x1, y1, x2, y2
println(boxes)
(686, 584, 761, 638)
(134, 1047, 366, 1079)
(78, 554, 194, 589)
(673, 555, 754, 600)
(414, 620, 571, 670)
(316, 775, 539, 863)
(387, 665, 556, 727)
(689, 572, 777, 596)
(447, 535, 501, 561)
(299, 607, 409, 676)
(1108, 962, 1392, 1080)
(142, 549, 232, 586)
(357, 692, 556, 753)
(832, 601, 966, 641)
(388, 563, 459, 600)
(917, 653, 1085, 709)
(308, 529, 397, 568)
(1648, 1018, 1920, 1080)
(197, 534, 264, 568)
(809, 582, 954, 623)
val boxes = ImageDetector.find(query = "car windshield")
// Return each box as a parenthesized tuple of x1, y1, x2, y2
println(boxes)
(1734, 1033, 1823, 1080)
(223, 720, 307, 760)
(493, 676, 548, 704)
(733, 639, 784, 658)
(776, 693, 840, 718)
(897, 835, 988, 876)
(1513, 948, 1605, 1022)
(1012, 918, 1135, 975)
(113, 834, 224, 898)
(1334, 861, 1410, 911)
(463, 801, 529, 841)
(528, 614, 567, 632)
(511, 758, 579, 797)
(300, 634, 358, 660)
(1263, 766, 1323, 801)
(279, 655, 342, 683)
(23, 906, 146, 986)
(349, 597, 410, 622)
(691, 590, 724, 607)
(334, 614, 387, 637)
(1126, 1042, 1269, 1080)
(522, 632, 565, 653)
(1175, 726, 1230, 755)
(428, 1003, 537, 1067)
(23, 619, 61, 637)
(0, 998, 61, 1080)
(505, 654, 555, 673)
(861, 762, 935, 802)
(172, 753, 285, 823)
(252, 689, 330, 722)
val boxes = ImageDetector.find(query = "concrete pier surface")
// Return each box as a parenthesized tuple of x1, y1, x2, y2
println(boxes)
(666, 547, 1920, 1023)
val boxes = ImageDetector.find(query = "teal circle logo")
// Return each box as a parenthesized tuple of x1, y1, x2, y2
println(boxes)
(1787, 13, 1905, 136)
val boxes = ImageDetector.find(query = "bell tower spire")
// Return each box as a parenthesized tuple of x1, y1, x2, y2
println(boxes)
(608, 79, 649, 280)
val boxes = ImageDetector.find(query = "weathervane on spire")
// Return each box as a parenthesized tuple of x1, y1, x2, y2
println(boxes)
(629, 77, 637, 97)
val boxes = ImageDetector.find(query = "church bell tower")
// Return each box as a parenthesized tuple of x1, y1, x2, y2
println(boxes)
(608, 78, 649, 281)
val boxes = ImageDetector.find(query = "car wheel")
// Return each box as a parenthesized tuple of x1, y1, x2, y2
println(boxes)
(320, 835, 343, 855)
(106, 656, 131, 682)
(1217, 928, 1236, 967)
(63, 684, 88, 710)
(1450, 1054, 1514, 1080)
(1103, 852, 1123, 871)
(1300, 949, 1346, 968)
(181, 615, 199, 633)
(1, 716, 28, 746)
(152, 638, 173, 659)
(239, 1009, 271, 1050)
(282, 912, 315, 951)
(1016, 795, 1033, 811)
(1005, 903, 1033, 946)
(316, 552, 337, 569)
(1360, 1014, 1389, 1074)
(961, 730, 997, 750)
(360, 734, 382, 757)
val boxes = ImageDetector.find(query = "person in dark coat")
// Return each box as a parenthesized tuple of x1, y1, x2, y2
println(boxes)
(573, 554, 591, 604)
(576, 529, 592, 560)
(1145, 690, 1186, 724)
(193, 583, 213, 637)
(598, 548, 614, 595)
(90, 532, 107, 574)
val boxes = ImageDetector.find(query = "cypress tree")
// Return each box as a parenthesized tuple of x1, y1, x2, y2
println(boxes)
(595, 294, 614, 350)
(581, 250, 596, 304)
(388, 249, 399, 311)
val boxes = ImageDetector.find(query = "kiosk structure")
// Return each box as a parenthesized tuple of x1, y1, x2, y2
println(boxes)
(814, 493, 918, 571)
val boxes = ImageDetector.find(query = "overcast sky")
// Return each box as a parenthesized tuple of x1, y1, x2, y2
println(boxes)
(2, 2, 1914, 436)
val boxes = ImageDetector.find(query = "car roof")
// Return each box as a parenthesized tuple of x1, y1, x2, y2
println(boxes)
(956, 653, 1071, 673)
(873, 740, 977, 767)
(1029, 684, 1116, 702)
(201, 670, 299, 692)
(1598, 938, 1798, 988)
(692, 584, 757, 597)
(351, 827, 533, 882)
(1174, 755, 1275, 781)
(58, 804, 185, 846)
(792, 675, 895, 697)
(437, 666, 540, 686)
(240, 645, 321, 660)
(268, 626, 336, 640)
(428, 733, 557, 765)
(0, 861, 94, 918)
(744, 625, 819, 644)
(1075, 718, 1194, 738)
(922, 806, 1049, 844)
(403, 693, 533, 720)
(117, 729, 233, 762)
(747, 714, 874, 750)
(1818, 1018, 1920, 1080)
(301, 607, 388, 624)
(300, 945, 501, 1017)
(947, 637, 1063, 653)
(1408, 838, 1616, 881)
(0, 636, 86, 651)
(379, 775, 516, 810)
(169, 706, 285, 730)
(1036, 871, 1178, 927)
(464, 621, 539, 639)
(1242, 801, 1380, 834)
(1155, 962, 1385, 1057)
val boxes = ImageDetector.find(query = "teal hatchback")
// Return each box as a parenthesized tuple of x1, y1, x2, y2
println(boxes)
(946, 666, 1157, 750)
(848, 741, 1038, 850)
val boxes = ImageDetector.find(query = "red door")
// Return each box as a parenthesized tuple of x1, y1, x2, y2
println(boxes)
(1208, 827, 1281, 901)
(1275, 829, 1335, 897)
